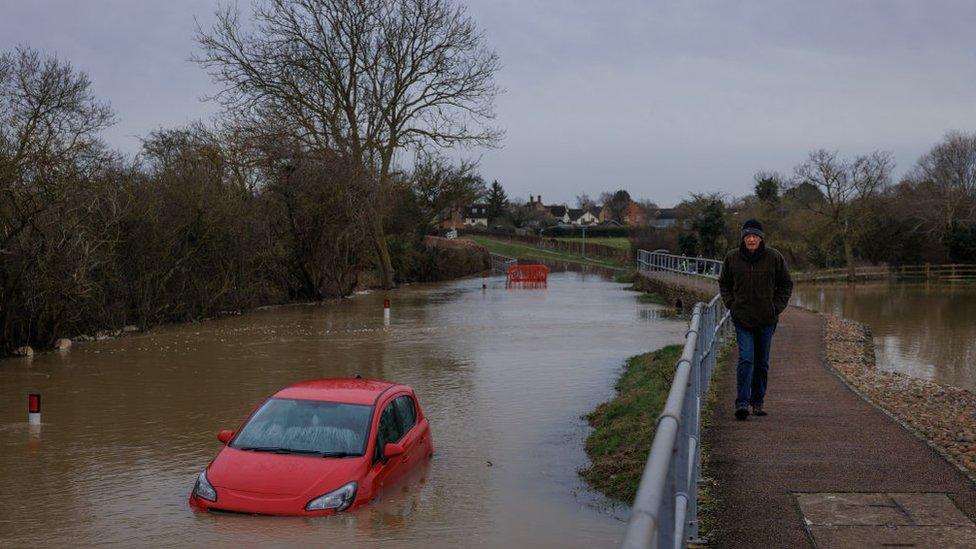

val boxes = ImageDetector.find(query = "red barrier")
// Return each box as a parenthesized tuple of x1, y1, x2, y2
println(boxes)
(507, 264, 549, 284)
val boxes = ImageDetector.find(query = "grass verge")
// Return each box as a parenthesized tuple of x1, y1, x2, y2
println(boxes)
(697, 341, 732, 545)
(581, 345, 682, 503)
(463, 235, 627, 270)
(638, 292, 665, 304)
(614, 268, 636, 283)
(554, 236, 631, 250)
(580, 341, 731, 546)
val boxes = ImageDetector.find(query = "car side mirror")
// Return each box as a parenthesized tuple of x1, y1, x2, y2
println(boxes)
(383, 442, 405, 459)
(217, 429, 234, 444)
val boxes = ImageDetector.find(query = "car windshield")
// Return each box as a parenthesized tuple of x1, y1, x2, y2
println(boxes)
(230, 398, 372, 456)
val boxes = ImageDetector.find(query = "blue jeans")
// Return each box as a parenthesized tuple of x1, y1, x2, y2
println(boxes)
(734, 322, 776, 408)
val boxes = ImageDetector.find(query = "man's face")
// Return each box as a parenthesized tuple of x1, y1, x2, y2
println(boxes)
(743, 234, 762, 251)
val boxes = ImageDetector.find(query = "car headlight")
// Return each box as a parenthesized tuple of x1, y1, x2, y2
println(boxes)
(305, 481, 357, 512)
(193, 470, 217, 502)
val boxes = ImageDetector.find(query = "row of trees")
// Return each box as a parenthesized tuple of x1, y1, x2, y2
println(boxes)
(1, 0, 500, 353)
(636, 132, 976, 273)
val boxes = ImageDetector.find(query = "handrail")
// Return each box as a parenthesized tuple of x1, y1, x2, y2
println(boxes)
(624, 251, 731, 548)
(636, 250, 723, 280)
(489, 253, 517, 274)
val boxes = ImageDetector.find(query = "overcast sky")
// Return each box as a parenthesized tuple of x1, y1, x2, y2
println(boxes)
(3, 1, 976, 206)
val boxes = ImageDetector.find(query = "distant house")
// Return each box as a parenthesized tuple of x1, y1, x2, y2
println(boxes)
(622, 201, 647, 226)
(651, 208, 677, 229)
(463, 203, 489, 227)
(548, 205, 570, 224)
(527, 194, 547, 212)
(440, 208, 463, 230)
(569, 208, 599, 226)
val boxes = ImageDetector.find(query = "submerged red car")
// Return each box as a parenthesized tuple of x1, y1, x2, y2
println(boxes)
(189, 378, 433, 515)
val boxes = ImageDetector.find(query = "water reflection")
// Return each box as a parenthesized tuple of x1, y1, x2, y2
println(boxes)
(0, 271, 685, 547)
(792, 282, 976, 391)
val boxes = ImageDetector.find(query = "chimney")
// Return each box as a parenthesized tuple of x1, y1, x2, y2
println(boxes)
(528, 195, 534, 205)
(537, 195, 542, 204)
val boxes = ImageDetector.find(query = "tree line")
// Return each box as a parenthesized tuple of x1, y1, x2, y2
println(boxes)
(1, 0, 498, 354)
(634, 134, 976, 275)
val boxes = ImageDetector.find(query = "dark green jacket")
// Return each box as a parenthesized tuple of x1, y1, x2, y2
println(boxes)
(718, 246, 793, 328)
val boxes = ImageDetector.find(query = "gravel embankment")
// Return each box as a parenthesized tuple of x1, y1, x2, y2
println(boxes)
(824, 314, 976, 477)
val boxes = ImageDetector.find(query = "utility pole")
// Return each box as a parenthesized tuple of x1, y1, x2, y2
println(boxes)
(581, 225, 587, 259)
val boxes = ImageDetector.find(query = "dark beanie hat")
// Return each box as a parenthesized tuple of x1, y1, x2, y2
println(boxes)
(741, 219, 765, 239)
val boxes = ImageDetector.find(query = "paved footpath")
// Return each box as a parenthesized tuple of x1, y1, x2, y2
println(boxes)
(704, 306, 976, 548)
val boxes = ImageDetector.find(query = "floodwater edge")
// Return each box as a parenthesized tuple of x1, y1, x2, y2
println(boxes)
(820, 313, 976, 485)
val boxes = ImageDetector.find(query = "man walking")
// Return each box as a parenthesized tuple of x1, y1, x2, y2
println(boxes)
(719, 219, 793, 420)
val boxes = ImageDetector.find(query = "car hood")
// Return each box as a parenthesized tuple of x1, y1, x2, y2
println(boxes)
(208, 447, 366, 496)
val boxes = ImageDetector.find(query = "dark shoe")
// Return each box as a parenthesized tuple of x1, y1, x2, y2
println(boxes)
(751, 404, 768, 416)
(734, 407, 749, 420)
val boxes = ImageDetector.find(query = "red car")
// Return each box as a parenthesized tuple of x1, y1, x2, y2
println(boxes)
(189, 378, 433, 515)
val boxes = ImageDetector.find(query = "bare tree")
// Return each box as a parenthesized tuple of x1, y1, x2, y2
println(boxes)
(0, 47, 116, 350)
(576, 193, 595, 209)
(791, 149, 893, 279)
(908, 131, 976, 241)
(194, 0, 502, 288)
(410, 153, 485, 231)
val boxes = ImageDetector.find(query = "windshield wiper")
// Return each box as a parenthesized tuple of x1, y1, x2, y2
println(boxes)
(237, 446, 322, 455)
(319, 451, 356, 458)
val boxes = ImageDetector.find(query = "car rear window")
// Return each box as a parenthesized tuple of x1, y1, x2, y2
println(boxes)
(231, 398, 373, 456)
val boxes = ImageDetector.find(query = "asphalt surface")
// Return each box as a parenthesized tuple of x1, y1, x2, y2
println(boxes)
(703, 307, 976, 548)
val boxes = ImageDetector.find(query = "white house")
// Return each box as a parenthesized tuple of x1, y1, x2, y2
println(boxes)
(569, 208, 600, 226)
(463, 204, 489, 227)
(651, 208, 677, 229)
(548, 205, 571, 224)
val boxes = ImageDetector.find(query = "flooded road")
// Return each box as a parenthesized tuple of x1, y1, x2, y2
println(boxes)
(792, 282, 976, 392)
(0, 271, 686, 548)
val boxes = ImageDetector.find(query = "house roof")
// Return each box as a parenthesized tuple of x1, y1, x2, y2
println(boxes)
(655, 208, 677, 219)
(549, 205, 567, 217)
(568, 208, 584, 219)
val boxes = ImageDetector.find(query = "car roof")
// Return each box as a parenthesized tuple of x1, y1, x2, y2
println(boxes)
(272, 378, 404, 405)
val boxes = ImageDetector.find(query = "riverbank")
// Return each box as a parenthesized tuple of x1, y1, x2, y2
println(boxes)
(823, 314, 976, 481)
(580, 343, 728, 542)
(3, 237, 489, 359)
(581, 345, 682, 503)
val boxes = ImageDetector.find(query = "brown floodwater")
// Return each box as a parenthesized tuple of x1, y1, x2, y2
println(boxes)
(792, 282, 976, 392)
(0, 271, 687, 548)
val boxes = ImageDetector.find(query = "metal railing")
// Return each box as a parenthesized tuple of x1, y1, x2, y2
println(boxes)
(490, 253, 517, 274)
(637, 250, 723, 279)
(624, 252, 731, 549)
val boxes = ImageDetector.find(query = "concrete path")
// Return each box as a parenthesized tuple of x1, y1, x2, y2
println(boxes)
(704, 306, 976, 548)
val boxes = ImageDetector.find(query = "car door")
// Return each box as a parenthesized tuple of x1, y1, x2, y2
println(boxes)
(370, 398, 406, 494)
(393, 394, 429, 465)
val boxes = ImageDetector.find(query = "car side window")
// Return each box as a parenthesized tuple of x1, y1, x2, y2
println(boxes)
(374, 402, 399, 462)
(393, 395, 416, 435)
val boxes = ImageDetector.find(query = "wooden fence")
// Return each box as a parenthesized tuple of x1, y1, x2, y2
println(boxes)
(793, 264, 976, 283)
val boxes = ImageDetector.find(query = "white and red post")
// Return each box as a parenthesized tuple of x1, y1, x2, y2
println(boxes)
(28, 393, 41, 425)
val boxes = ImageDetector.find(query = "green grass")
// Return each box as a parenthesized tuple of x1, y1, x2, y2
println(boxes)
(614, 269, 637, 283)
(698, 342, 733, 545)
(638, 292, 666, 304)
(464, 235, 627, 270)
(581, 345, 683, 503)
(554, 236, 631, 250)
